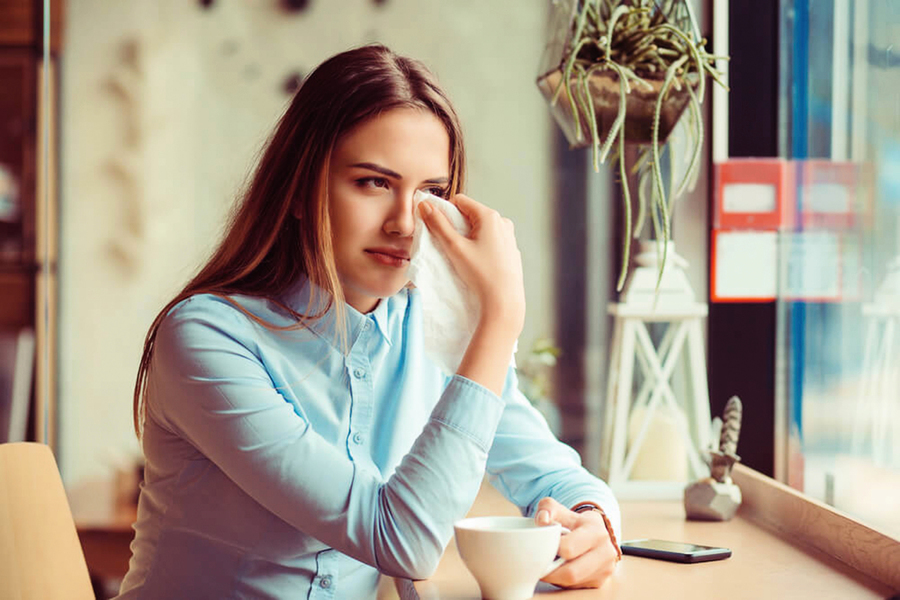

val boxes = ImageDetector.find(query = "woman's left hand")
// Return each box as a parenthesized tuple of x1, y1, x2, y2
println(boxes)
(534, 497, 619, 589)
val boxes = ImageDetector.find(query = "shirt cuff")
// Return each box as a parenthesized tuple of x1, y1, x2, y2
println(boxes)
(430, 374, 505, 453)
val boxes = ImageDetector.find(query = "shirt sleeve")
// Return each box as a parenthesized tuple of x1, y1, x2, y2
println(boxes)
(147, 298, 505, 579)
(484, 366, 622, 542)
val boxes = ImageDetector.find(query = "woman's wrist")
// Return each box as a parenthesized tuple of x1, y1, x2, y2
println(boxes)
(457, 320, 518, 396)
(572, 502, 622, 561)
(477, 304, 524, 342)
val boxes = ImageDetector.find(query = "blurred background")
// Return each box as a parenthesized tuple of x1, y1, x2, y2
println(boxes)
(1, 0, 898, 597)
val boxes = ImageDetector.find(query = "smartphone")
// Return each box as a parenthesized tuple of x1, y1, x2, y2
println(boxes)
(620, 538, 732, 563)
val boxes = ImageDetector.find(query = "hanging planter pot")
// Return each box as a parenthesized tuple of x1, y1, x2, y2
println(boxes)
(536, 0, 728, 291)
(536, 67, 699, 148)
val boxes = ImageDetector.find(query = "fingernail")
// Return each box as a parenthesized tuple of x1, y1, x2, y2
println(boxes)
(536, 509, 550, 525)
(420, 202, 433, 216)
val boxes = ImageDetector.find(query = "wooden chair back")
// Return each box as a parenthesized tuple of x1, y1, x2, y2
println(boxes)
(0, 442, 94, 599)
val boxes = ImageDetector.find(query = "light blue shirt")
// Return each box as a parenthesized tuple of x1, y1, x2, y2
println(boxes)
(116, 278, 621, 600)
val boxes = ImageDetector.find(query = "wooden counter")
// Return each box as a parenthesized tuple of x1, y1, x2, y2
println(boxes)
(400, 468, 898, 599)
(70, 466, 899, 599)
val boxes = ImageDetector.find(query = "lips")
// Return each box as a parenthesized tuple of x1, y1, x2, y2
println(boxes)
(364, 247, 411, 269)
(365, 247, 411, 261)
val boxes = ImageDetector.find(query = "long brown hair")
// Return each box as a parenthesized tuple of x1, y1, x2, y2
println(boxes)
(133, 44, 466, 437)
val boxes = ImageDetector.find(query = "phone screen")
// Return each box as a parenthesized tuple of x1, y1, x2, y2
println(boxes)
(621, 538, 732, 563)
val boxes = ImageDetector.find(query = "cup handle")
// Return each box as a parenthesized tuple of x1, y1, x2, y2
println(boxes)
(541, 556, 566, 578)
(540, 526, 572, 578)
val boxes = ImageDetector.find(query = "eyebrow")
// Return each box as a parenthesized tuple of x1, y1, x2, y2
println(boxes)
(350, 162, 449, 185)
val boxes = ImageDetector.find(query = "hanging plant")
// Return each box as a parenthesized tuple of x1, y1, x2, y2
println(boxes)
(537, 0, 728, 291)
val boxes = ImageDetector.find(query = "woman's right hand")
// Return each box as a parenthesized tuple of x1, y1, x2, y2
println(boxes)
(419, 194, 525, 339)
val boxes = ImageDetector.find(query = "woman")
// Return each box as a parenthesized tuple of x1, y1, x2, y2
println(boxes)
(116, 44, 620, 599)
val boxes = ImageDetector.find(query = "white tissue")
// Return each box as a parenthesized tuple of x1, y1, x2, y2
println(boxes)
(408, 191, 478, 375)
(408, 191, 518, 376)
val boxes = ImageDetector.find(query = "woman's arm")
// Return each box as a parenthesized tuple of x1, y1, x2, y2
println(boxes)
(484, 366, 622, 541)
(483, 367, 622, 588)
(150, 302, 504, 580)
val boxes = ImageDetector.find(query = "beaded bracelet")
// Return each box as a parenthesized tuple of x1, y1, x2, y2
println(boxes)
(572, 502, 622, 561)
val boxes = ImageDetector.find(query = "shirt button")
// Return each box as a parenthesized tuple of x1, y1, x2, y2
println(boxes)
(320, 576, 332, 588)
(352, 432, 364, 445)
(353, 367, 366, 379)
(363, 320, 372, 331)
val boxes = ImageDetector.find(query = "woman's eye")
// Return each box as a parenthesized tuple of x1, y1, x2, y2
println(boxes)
(424, 186, 448, 198)
(356, 177, 389, 190)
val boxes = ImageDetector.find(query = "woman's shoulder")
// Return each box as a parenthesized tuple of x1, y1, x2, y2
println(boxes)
(166, 293, 250, 325)
(159, 292, 282, 343)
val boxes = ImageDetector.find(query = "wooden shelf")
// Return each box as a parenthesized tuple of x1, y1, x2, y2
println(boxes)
(0, 0, 62, 446)
(0, 265, 35, 329)
(0, 0, 64, 54)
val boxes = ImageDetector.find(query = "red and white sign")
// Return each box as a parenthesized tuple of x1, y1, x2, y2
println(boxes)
(714, 159, 795, 230)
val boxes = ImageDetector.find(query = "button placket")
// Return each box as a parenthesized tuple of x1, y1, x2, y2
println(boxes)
(346, 347, 373, 461)
(312, 550, 338, 599)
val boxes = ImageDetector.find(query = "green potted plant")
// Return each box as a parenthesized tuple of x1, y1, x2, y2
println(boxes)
(537, 0, 728, 290)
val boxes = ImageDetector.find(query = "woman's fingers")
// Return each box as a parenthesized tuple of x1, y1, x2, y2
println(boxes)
(534, 497, 579, 530)
(447, 193, 492, 228)
(535, 496, 617, 589)
(419, 194, 525, 334)
(542, 545, 617, 589)
(543, 549, 593, 587)
(419, 201, 464, 252)
(558, 520, 601, 559)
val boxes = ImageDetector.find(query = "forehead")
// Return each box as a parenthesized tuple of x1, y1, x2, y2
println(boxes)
(332, 108, 450, 175)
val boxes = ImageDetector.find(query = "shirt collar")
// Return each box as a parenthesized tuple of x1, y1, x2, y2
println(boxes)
(369, 293, 394, 347)
(279, 276, 394, 350)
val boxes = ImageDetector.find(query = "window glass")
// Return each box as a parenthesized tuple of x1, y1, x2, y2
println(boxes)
(779, 0, 900, 538)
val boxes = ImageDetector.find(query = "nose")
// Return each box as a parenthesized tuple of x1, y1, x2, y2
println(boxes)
(383, 190, 416, 237)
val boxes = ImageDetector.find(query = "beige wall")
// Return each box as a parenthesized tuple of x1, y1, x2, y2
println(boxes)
(59, 1, 555, 488)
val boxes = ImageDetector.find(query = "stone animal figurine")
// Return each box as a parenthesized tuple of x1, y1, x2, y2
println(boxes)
(684, 396, 743, 521)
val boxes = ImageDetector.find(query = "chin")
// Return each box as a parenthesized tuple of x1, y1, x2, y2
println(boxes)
(374, 280, 409, 298)
(355, 278, 409, 301)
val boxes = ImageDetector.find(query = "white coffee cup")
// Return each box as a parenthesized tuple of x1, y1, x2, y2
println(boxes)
(454, 516, 566, 600)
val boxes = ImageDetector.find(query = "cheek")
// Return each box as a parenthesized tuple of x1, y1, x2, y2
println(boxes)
(328, 187, 359, 237)
(330, 199, 380, 248)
